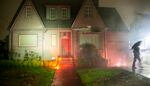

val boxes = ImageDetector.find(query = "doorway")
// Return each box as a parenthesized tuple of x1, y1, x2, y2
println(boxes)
(60, 32, 71, 57)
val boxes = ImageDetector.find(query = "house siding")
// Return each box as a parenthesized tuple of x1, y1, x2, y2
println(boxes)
(10, 0, 44, 60)
(12, 0, 44, 30)
(11, 30, 43, 59)
(105, 32, 129, 66)
(9, 0, 129, 67)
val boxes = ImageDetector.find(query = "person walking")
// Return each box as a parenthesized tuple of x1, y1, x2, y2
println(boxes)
(131, 41, 142, 69)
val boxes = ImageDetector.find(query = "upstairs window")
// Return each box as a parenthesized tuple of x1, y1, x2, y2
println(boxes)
(84, 1, 93, 18)
(25, 6, 32, 18)
(62, 8, 70, 20)
(46, 8, 57, 20)
(46, 5, 70, 20)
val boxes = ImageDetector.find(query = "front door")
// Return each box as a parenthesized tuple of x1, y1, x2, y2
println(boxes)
(60, 32, 71, 57)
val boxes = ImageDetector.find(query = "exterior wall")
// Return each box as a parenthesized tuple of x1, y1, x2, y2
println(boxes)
(9, 0, 130, 62)
(79, 31, 104, 50)
(72, 0, 105, 29)
(72, 30, 104, 58)
(12, 0, 44, 30)
(72, 30, 80, 59)
(11, 30, 43, 59)
(105, 32, 129, 66)
(10, 0, 44, 60)
(43, 30, 59, 60)
(43, 29, 72, 60)
(10, 0, 73, 60)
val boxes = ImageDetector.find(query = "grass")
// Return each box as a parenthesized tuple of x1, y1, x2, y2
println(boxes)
(77, 68, 150, 86)
(0, 60, 55, 86)
(77, 68, 122, 86)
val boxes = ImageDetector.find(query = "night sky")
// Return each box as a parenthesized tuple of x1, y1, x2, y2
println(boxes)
(0, 0, 22, 40)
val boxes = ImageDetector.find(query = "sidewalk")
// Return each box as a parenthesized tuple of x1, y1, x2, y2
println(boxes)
(125, 61, 150, 78)
(51, 58, 83, 86)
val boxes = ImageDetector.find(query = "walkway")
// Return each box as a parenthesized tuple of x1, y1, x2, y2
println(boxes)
(126, 61, 150, 78)
(51, 58, 83, 86)
(133, 62, 150, 78)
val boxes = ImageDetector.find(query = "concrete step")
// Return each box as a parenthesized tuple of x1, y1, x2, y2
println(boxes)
(60, 58, 75, 64)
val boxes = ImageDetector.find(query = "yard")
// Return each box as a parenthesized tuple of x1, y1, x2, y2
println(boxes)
(0, 60, 55, 86)
(78, 68, 150, 86)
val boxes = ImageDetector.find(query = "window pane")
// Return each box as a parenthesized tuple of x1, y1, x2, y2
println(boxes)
(25, 6, 32, 18)
(62, 8, 70, 20)
(19, 35, 37, 46)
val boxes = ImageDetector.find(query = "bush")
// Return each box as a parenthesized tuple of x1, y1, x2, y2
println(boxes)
(78, 43, 107, 68)
(0, 35, 9, 60)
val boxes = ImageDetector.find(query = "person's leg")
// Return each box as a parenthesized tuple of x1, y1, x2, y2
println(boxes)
(132, 57, 137, 68)
(137, 57, 141, 63)
(137, 56, 143, 68)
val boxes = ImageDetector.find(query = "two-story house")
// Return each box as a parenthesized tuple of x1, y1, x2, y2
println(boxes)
(8, 0, 129, 66)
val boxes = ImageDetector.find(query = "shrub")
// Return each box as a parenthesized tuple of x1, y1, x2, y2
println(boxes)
(78, 43, 107, 68)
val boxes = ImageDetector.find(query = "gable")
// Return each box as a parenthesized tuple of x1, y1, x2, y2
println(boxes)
(9, 0, 128, 31)
(72, 0, 106, 31)
(98, 7, 128, 32)
(11, 0, 44, 30)
(32, 0, 84, 28)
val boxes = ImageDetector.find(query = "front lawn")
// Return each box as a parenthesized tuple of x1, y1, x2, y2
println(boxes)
(0, 60, 55, 86)
(78, 68, 150, 86)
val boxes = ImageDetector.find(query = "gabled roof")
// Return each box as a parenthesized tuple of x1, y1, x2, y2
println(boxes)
(8, 0, 128, 31)
(32, 0, 84, 28)
(98, 7, 128, 32)
(7, 0, 26, 30)
(72, 0, 106, 31)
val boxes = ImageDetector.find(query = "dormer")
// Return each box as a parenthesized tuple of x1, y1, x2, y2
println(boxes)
(46, 5, 70, 20)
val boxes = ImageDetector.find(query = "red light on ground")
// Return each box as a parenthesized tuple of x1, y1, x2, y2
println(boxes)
(116, 62, 121, 67)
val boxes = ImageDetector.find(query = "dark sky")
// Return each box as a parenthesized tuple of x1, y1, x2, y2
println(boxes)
(0, 0, 22, 40)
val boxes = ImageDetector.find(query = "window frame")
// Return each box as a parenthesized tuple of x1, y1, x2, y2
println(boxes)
(46, 5, 70, 20)
(84, 2, 93, 18)
(61, 8, 70, 20)
(25, 5, 32, 18)
(18, 34, 38, 47)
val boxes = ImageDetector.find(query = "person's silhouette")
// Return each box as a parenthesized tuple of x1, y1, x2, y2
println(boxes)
(131, 41, 142, 69)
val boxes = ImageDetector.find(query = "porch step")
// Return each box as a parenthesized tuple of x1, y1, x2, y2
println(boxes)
(60, 58, 74, 64)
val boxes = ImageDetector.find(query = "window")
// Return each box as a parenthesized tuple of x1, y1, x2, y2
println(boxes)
(46, 6, 70, 20)
(49, 8, 57, 20)
(19, 35, 37, 47)
(62, 8, 70, 20)
(46, 7, 57, 20)
(84, 1, 93, 17)
(25, 6, 32, 18)
(80, 33, 99, 48)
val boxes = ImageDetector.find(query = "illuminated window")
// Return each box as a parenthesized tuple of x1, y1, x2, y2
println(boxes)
(51, 34, 57, 46)
(19, 35, 37, 47)
(25, 6, 32, 18)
